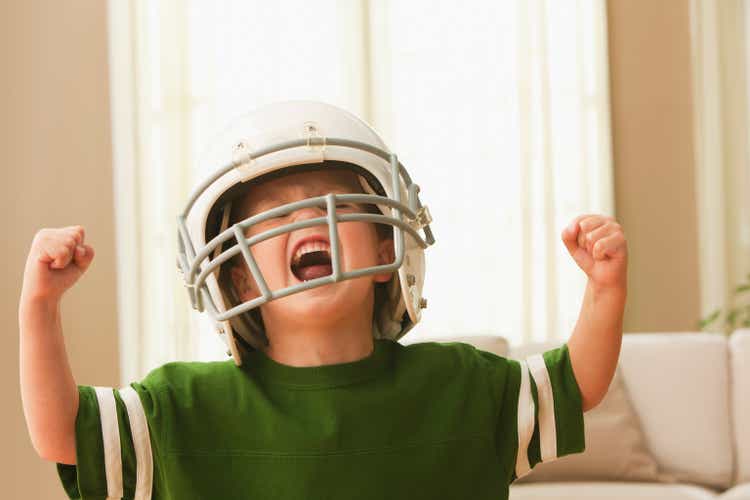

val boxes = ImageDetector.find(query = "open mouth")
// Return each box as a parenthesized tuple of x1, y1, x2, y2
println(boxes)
(290, 239, 333, 282)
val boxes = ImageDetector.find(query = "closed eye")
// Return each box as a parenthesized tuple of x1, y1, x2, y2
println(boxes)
(335, 203, 360, 211)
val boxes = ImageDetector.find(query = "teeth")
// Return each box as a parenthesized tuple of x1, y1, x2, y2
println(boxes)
(293, 240, 331, 265)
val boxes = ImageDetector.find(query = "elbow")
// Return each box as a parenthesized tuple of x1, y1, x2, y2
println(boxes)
(38, 447, 77, 465)
(578, 372, 614, 413)
(581, 398, 595, 413)
(31, 435, 77, 465)
(581, 392, 604, 413)
(28, 431, 48, 460)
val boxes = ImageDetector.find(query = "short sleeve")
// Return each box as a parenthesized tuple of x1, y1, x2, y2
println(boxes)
(496, 342, 586, 484)
(56, 377, 161, 499)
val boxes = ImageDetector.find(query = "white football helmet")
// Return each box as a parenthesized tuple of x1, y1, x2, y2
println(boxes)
(176, 100, 435, 365)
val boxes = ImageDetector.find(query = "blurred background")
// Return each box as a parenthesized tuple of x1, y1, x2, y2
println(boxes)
(3, 0, 749, 496)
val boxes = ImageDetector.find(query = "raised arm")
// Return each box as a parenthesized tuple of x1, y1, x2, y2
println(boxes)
(560, 214, 627, 412)
(19, 226, 95, 464)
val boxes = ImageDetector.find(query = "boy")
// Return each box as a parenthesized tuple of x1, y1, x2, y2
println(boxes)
(20, 101, 627, 499)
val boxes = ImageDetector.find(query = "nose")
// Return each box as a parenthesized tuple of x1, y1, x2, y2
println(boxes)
(290, 205, 327, 223)
(287, 204, 340, 239)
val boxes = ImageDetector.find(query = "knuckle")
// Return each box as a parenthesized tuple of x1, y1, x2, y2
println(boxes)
(54, 247, 70, 259)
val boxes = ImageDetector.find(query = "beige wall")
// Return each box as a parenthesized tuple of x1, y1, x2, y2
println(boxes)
(607, 0, 702, 333)
(2, 0, 705, 495)
(2, 1, 119, 497)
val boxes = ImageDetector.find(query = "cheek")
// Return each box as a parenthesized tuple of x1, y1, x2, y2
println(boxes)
(339, 223, 380, 267)
(243, 233, 288, 282)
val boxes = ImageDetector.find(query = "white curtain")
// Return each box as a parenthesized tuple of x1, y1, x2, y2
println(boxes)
(108, 0, 614, 381)
(689, 0, 750, 330)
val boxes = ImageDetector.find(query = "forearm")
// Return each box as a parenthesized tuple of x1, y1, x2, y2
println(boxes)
(19, 294, 79, 464)
(567, 280, 626, 412)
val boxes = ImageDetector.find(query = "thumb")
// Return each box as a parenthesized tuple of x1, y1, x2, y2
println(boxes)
(73, 244, 95, 272)
(561, 219, 582, 257)
(561, 218, 593, 272)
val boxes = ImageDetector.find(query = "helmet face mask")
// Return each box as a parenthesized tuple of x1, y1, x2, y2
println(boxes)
(217, 164, 394, 294)
(176, 101, 435, 365)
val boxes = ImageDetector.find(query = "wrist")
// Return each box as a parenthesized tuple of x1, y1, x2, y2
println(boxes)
(588, 279, 627, 303)
(19, 290, 61, 315)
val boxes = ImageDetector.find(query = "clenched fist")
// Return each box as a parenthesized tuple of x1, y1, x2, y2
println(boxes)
(21, 226, 95, 303)
(561, 214, 627, 292)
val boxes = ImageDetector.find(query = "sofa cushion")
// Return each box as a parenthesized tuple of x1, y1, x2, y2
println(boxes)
(509, 482, 720, 500)
(717, 482, 750, 500)
(729, 329, 750, 484)
(400, 334, 509, 356)
(511, 361, 674, 484)
(618, 333, 733, 490)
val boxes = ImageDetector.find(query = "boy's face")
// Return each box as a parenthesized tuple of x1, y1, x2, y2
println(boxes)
(228, 167, 394, 325)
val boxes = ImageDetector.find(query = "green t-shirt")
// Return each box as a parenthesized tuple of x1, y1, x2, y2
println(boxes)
(57, 339, 585, 499)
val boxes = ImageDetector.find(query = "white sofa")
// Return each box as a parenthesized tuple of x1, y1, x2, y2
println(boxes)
(416, 330, 750, 499)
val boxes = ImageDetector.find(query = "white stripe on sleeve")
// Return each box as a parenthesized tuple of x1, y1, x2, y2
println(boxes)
(515, 360, 535, 478)
(120, 386, 154, 500)
(526, 353, 558, 462)
(93, 386, 124, 499)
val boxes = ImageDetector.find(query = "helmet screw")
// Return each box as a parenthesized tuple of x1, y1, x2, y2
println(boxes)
(406, 274, 416, 286)
(418, 297, 428, 309)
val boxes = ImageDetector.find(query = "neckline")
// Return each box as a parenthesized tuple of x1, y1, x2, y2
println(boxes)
(243, 338, 393, 388)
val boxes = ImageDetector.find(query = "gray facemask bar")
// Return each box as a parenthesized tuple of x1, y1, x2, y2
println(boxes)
(176, 137, 436, 324)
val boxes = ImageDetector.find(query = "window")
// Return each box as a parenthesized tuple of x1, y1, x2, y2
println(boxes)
(108, 0, 613, 379)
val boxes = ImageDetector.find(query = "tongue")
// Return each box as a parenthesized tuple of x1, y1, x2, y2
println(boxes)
(292, 250, 333, 282)
(296, 264, 332, 281)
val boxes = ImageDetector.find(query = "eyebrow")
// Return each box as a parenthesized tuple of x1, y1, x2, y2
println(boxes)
(270, 183, 352, 200)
